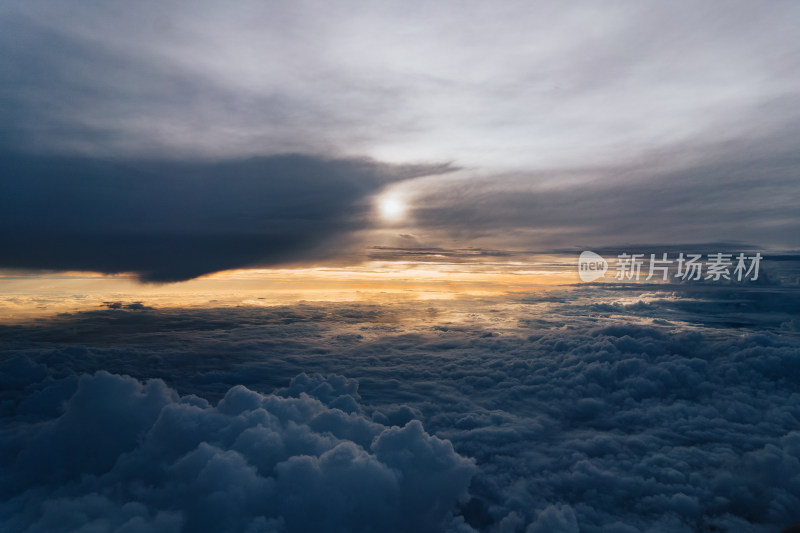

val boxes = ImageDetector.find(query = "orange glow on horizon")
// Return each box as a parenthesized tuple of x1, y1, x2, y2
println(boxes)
(0, 257, 579, 321)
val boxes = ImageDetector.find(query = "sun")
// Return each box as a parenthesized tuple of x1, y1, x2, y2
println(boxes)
(377, 194, 407, 222)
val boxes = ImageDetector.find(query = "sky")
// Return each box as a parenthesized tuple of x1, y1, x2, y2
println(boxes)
(2, 0, 800, 288)
(2, 1, 800, 532)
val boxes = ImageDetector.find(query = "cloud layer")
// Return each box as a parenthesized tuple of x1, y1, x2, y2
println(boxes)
(3, 1, 800, 263)
(1, 369, 475, 533)
(2, 1, 799, 169)
(400, 130, 800, 251)
(2, 285, 800, 531)
(0, 153, 448, 281)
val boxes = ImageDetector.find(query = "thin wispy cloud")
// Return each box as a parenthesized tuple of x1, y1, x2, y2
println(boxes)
(2, 1, 799, 167)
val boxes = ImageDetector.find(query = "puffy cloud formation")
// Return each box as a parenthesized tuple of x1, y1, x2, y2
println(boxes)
(2, 285, 800, 531)
(0, 369, 475, 533)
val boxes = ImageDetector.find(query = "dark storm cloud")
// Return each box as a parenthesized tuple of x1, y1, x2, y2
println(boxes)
(0, 153, 450, 281)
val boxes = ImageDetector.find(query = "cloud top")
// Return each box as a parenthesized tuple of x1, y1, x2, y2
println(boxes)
(1, 369, 475, 533)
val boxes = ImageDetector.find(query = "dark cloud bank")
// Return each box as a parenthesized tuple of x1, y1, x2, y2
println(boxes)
(0, 153, 449, 281)
(2, 286, 800, 532)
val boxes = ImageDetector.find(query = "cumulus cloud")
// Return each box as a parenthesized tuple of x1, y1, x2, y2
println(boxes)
(0, 153, 450, 281)
(0, 369, 475, 533)
(2, 286, 800, 531)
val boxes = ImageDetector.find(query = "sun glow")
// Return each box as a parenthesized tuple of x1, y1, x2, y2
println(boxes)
(377, 194, 407, 222)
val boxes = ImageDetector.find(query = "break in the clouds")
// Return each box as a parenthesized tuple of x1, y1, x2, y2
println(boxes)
(0, 153, 449, 281)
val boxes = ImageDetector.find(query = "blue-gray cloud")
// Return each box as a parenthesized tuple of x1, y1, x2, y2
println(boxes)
(0, 368, 475, 533)
(2, 1, 799, 168)
(404, 130, 800, 250)
(0, 153, 449, 281)
(2, 1, 800, 256)
(2, 285, 800, 531)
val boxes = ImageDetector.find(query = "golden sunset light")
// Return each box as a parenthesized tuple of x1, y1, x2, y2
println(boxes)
(0, 254, 579, 322)
(2, 2, 800, 532)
